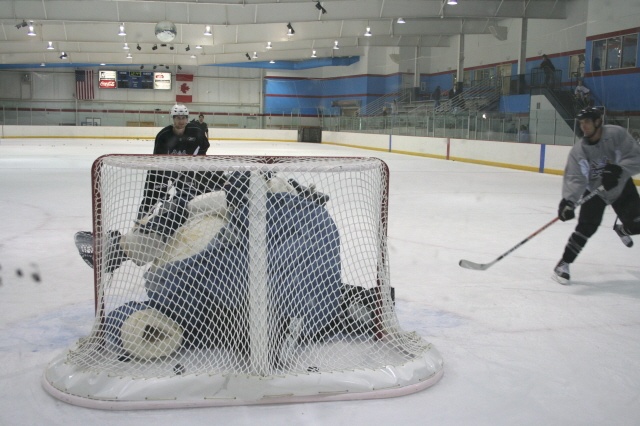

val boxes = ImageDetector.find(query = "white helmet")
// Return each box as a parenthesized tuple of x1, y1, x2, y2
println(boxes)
(170, 104, 189, 118)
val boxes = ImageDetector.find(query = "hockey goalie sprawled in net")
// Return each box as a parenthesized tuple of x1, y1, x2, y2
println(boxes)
(43, 155, 443, 410)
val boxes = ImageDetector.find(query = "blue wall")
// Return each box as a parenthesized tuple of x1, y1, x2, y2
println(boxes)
(264, 73, 404, 115)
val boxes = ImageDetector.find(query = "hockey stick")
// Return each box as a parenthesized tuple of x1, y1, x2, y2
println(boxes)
(458, 186, 604, 271)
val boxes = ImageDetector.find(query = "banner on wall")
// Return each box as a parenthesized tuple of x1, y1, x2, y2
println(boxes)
(175, 73, 194, 103)
(98, 70, 117, 89)
(154, 72, 172, 90)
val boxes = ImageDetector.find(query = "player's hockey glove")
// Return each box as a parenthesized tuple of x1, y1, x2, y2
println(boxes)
(558, 199, 575, 221)
(601, 164, 622, 191)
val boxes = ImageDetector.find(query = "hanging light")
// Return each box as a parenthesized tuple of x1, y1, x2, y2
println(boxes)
(59, 52, 68, 59)
(252, 52, 258, 59)
(126, 52, 132, 59)
(287, 23, 295, 36)
(269, 60, 275, 64)
(364, 27, 372, 36)
(311, 50, 317, 58)
(266, 41, 272, 49)
(447, 0, 458, 4)
(27, 21, 36, 36)
(204, 25, 212, 36)
(190, 54, 196, 59)
(118, 23, 126, 36)
(333, 40, 340, 50)
(46, 41, 54, 50)
(123, 43, 130, 50)
(195, 45, 202, 49)
(397, 17, 406, 24)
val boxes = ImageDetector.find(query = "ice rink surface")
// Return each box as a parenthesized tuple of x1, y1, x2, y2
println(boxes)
(1, 138, 639, 425)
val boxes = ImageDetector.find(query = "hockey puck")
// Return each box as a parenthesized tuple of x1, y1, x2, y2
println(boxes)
(173, 363, 185, 375)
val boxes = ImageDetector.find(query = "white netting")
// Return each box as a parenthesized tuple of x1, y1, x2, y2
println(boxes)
(43, 155, 443, 409)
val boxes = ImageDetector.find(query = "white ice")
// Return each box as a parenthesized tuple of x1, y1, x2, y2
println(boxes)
(1, 138, 639, 426)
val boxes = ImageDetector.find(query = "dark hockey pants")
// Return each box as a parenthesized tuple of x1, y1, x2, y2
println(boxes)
(562, 179, 640, 263)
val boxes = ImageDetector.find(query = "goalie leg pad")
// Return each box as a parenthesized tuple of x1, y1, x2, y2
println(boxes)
(104, 301, 183, 361)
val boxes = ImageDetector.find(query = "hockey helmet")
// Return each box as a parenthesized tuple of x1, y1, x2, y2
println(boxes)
(170, 104, 189, 118)
(576, 107, 601, 121)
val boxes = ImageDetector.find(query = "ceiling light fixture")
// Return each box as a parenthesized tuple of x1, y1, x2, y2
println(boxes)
(59, 52, 67, 59)
(41, 62, 45, 67)
(287, 23, 295, 36)
(27, 21, 36, 36)
(136, 43, 141, 51)
(269, 60, 275, 64)
(333, 40, 340, 50)
(46, 41, 54, 50)
(397, 17, 406, 24)
(190, 54, 196, 59)
(311, 50, 317, 58)
(447, 0, 458, 4)
(195, 45, 202, 49)
(123, 43, 130, 50)
(118, 23, 126, 36)
(126, 52, 132, 59)
(266, 41, 272, 49)
(364, 27, 372, 36)
(100, 63, 106, 66)
(252, 52, 258, 59)
(315, 2, 327, 14)
(204, 25, 212, 36)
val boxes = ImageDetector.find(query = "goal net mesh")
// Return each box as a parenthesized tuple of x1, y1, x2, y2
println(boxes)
(43, 155, 443, 409)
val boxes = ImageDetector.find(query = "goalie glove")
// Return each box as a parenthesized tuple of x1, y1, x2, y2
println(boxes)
(601, 164, 622, 191)
(558, 199, 576, 222)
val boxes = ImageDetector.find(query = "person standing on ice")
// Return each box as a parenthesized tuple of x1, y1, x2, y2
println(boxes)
(553, 107, 640, 284)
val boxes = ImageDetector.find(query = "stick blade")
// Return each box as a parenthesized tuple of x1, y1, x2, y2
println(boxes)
(458, 259, 492, 271)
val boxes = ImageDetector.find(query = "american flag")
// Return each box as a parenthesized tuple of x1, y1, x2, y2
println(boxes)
(75, 70, 94, 100)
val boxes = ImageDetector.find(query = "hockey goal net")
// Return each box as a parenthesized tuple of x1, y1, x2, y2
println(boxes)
(43, 154, 443, 409)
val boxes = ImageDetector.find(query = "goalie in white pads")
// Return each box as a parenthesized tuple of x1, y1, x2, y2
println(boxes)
(78, 171, 378, 363)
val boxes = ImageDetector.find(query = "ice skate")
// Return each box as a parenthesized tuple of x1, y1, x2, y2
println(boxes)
(552, 260, 570, 285)
(613, 224, 633, 248)
(74, 231, 94, 268)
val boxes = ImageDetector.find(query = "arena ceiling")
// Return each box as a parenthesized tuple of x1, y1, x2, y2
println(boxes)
(0, 0, 568, 69)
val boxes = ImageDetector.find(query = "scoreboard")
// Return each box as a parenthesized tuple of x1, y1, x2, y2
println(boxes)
(117, 71, 154, 89)
(99, 71, 172, 90)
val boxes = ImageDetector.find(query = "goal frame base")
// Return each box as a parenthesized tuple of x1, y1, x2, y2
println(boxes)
(43, 346, 443, 410)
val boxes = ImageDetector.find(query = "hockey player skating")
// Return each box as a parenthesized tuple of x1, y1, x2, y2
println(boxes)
(553, 107, 640, 284)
